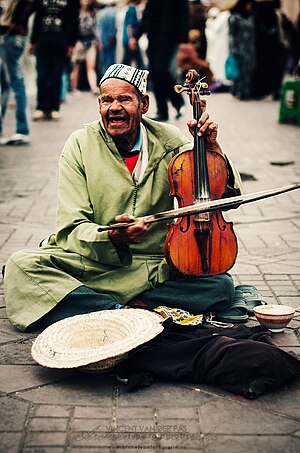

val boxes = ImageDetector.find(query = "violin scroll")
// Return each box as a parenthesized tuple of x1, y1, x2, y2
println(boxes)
(174, 69, 210, 104)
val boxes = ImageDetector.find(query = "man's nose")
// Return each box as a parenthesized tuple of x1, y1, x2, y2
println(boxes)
(109, 100, 122, 110)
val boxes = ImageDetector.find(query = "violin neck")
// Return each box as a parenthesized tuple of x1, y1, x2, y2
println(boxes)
(193, 100, 210, 202)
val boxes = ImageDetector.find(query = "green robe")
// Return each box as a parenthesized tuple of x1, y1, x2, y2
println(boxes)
(4, 118, 190, 330)
(4, 118, 242, 331)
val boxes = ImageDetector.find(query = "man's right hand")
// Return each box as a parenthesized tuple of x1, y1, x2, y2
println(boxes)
(108, 214, 149, 244)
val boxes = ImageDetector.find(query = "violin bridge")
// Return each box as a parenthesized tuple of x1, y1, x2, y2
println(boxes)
(194, 212, 210, 222)
(193, 197, 210, 222)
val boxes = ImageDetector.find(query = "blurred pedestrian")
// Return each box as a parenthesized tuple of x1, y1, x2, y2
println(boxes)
(176, 36, 214, 87)
(0, 0, 36, 145)
(131, 0, 190, 121)
(121, 0, 144, 68)
(228, 0, 256, 100)
(96, 0, 117, 76)
(71, 0, 100, 96)
(252, 0, 294, 100)
(188, 0, 208, 60)
(206, 6, 231, 91)
(29, 0, 80, 121)
(290, 11, 300, 75)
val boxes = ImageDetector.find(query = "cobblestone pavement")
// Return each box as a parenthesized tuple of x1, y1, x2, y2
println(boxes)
(0, 88, 299, 453)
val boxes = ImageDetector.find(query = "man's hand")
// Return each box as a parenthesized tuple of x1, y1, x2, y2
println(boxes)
(28, 43, 36, 55)
(108, 214, 149, 244)
(187, 99, 218, 147)
(128, 37, 137, 51)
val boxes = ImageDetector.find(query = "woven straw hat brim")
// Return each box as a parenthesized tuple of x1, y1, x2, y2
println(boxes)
(31, 309, 164, 369)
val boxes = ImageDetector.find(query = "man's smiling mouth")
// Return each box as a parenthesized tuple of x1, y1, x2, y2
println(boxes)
(108, 116, 127, 124)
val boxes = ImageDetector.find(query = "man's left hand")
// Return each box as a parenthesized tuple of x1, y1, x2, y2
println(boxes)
(187, 99, 218, 147)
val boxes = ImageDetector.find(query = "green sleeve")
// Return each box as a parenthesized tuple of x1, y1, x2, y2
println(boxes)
(55, 135, 132, 267)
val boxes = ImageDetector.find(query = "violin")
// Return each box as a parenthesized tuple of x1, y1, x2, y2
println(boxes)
(164, 69, 238, 277)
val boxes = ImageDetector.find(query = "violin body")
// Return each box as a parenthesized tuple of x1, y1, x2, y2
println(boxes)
(165, 140, 238, 277)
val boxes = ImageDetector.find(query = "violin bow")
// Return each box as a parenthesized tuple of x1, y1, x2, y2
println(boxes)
(97, 183, 300, 232)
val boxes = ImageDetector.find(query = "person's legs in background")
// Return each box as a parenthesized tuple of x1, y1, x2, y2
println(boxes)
(148, 40, 184, 121)
(0, 35, 30, 145)
(34, 44, 66, 121)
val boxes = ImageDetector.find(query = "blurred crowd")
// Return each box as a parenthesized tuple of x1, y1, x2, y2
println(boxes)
(0, 0, 299, 145)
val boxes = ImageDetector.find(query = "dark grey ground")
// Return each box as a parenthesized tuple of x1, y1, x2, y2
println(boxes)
(0, 86, 299, 452)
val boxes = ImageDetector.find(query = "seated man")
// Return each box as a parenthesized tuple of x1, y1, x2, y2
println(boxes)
(4, 64, 243, 332)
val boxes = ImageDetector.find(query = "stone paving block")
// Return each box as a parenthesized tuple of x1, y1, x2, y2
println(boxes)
(70, 428, 160, 449)
(0, 431, 23, 453)
(0, 331, 15, 344)
(28, 417, 69, 432)
(0, 340, 37, 365)
(265, 274, 291, 281)
(16, 374, 115, 406)
(278, 296, 300, 309)
(236, 275, 265, 283)
(261, 263, 300, 274)
(241, 380, 300, 420)
(71, 449, 113, 453)
(74, 405, 112, 419)
(156, 418, 199, 434)
(118, 382, 216, 408)
(25, 431, 67, 447)
(271, 330, 300, 347)
(198, 399, 300, 434)
(180, 381, 231, 399)
(284, 318, 300, 329)
(276, 345, 300, 356)
(116, 418, 158, 432)
(157, 406, 199, 419)
(0, 395, 29, 431)
(23, 448, 65, 453)
(292, 280, 300, 290)
(34, 405, 71, 418)
(72, 418, 113, 432)
(115, 407, 155, 420)
(159, 431, 204, 450)
(230, 263, 261, 275)
(267, 281, 298, 289)
(0, 319, 30, 339)
(0, 365, 74, 393)
(206, 435, 300, 453)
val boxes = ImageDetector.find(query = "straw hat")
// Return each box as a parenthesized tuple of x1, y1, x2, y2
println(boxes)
(31, 309, 164, 372)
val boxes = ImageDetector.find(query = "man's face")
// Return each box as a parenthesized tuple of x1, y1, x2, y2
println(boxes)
(98, 79, 149, 144)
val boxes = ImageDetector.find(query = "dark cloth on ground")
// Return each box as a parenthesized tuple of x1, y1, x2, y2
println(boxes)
(116, 322, 300, 399)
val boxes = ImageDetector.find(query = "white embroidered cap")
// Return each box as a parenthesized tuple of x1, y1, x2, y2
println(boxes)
(99, 64, 149, 95)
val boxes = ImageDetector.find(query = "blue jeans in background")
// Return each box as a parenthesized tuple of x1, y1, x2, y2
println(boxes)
(0, 34, 29, 136)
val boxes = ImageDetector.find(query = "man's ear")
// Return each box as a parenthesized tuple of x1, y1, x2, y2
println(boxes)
(141, 94, 150, 114)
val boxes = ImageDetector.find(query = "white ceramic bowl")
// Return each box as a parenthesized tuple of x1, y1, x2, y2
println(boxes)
(253, 304, 295, 333)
